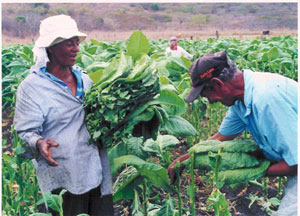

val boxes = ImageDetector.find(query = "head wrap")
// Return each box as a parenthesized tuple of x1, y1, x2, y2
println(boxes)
(32, 14, 86, 68)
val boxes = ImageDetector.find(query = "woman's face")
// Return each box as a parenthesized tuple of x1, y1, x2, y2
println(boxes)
(48, 37, 80, 67)
(170, 40, 177, 49)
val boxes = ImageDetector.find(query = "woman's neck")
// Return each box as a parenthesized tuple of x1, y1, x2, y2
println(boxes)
(46, 63, 72, 81)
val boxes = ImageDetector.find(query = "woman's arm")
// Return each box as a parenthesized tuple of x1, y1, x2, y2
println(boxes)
(13, 82, 44, 158)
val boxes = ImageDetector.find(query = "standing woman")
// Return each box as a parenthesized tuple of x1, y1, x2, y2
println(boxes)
(13, 15, 114, 216)
(165, 36, 193, 60)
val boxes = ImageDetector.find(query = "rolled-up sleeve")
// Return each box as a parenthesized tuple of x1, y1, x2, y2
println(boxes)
(13, 83, 44, 158)
(219, 106, 246, 136)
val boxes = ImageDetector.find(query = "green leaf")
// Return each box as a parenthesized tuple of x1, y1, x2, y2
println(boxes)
(143, 135, 180, 155)
(166, 57, 189, 72)
(113, 166, 143, 201)
(262, 52, 269, 62)
(115, 51, 132, 78)
(23, 45, 33, 58)
(189, 139, 258, 153)
(160, 76, 169, 85)
(269, 197, 281, 207)
(127, 30, 150, 61)
(207, 190, 231, 216)
(180, 55, 192, 69)
(108, 137, 150, 176)
(85, 62, 109, 73)
(41, 192, 61, 212)
(88, 69, 104, 83)
(92, 130, 101, 140)
(131, 189, 144, 216)
(125, 137, 150, 160)
(164, 116, 198, 137)
(193, 152, 259, 171)
(98, 52, 132, 88)
(18, 52, 34, 66)
(113, 155, 174, 193)
(154, 106, 169, 125)
(58, 189, 67, 211)
(90, 38, 102, 46)
(7, 60, 28, 69)
(218, 160, 271, 184)
(130, 107, 155, 125)
(15, 146, 25, 155)
(88, 57, 119, 84)
(155, 198, 175, 216)
(153, 89, 186, 116)
(187, 185, 194, 198)
(81, 55, 94, 68)
(3, 154, 11, 162)
(154, 60, 170, 77)
(267, 47, 280, 60)
(129, 54, 150, 78)
(87, 46, 98, 54)
(108, 143, 128, 176)
(30, 213, 52, 216)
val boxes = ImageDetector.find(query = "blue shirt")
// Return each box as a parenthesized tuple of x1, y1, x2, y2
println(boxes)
(40, 66, 84, 100)
(219, 70, 298, 166)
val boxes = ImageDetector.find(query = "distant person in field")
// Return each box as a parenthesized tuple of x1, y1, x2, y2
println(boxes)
(165, 36, 193, 60)
(168, 50, 298, 216)
(13, 14, 113, 216)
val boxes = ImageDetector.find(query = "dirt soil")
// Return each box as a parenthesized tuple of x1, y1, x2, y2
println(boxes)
(112, 142, 283, 216)
(2, 29, 298, 45)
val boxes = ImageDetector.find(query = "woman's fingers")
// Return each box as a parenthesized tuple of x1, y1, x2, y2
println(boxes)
(39, 138, 59, 166)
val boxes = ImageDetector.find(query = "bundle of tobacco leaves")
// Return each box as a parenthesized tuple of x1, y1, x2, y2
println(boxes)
(84, 54, 162, 148)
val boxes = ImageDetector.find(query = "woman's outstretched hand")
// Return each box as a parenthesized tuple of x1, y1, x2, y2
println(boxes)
(36, 138, 59, 166)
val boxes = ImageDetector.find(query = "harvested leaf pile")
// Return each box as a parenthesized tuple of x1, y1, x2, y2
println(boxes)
(84, 54, 162, 148)
(188, 140, 271, 185)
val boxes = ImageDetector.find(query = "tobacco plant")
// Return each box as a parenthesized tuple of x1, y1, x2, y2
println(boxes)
(2, 31, 297, 215)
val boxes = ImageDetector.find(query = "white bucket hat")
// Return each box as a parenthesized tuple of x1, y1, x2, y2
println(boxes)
(33, 14, 86, 69)
(35, 14, 86, 48)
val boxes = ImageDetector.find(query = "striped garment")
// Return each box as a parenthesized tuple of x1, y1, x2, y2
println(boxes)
(13, 65, 112, 196)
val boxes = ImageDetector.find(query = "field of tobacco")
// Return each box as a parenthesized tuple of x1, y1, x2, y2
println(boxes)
(2, 31, 298, 216)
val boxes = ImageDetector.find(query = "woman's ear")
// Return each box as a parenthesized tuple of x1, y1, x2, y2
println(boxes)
(47, 47, 53, 54)
(46, 48, 53, 60)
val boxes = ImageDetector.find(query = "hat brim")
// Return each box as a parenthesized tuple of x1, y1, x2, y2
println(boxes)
(35, 30, 87, 48)
(185, 84, 205, 103)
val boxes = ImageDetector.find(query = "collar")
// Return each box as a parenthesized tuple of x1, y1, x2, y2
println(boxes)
(39, 66, 81, 80)
(38, 65, 84, 99)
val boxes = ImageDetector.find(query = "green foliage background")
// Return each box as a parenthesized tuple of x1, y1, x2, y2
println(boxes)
(2, 33, 298, 215)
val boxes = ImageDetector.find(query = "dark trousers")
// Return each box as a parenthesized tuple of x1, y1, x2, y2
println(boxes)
(49, 185, 114, 216)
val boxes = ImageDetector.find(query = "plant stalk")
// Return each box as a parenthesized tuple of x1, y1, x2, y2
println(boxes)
(143, 180, 148, 216)
(190, 153, 196, 216)
(175, 163, 182, 216)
